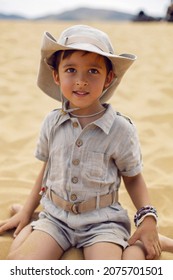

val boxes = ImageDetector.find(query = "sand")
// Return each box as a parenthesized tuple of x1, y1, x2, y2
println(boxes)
(0, 20, 173, 260)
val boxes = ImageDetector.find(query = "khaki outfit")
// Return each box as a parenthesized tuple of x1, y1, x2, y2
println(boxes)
(32, 104, 142, 250)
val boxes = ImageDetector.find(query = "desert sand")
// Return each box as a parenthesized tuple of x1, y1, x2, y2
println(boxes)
(0, 20, 173, 260)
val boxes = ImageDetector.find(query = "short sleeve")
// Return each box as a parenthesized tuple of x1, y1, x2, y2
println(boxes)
(35, 117, 49, 162)
(114, 121, 143, 177)
(34, 110, 60, 162)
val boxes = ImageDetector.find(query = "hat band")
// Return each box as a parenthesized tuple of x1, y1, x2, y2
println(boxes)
(61, 35, 113, 54)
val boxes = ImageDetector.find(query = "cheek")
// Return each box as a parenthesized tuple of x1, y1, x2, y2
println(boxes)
(94, 78, 107, 92)
(53, 72, 73, 88)
(60, 78, 70, 87)
(59, 79, 72, 94)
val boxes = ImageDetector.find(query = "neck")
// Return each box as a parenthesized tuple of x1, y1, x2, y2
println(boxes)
(69, 107, 106, 118)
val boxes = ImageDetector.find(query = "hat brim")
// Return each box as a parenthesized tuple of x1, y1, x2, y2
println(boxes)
(37, 31, 137, 103)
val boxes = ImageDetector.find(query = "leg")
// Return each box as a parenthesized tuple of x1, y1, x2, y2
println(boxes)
(9, 224, 33, 252)
(84, 242, 123, 260)
(7, 228, 64, 260)
(159, 234, 173, 253)
(122, 241, 146, 260)
(123, 234, 173, 260)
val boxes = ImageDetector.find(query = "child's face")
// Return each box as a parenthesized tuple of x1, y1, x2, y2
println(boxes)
(53, 51, 114, 113)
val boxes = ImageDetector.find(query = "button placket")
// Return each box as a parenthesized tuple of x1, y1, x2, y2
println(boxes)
(76, 139, 83, 147)
(72, 159, 80, 166)
(71, 137, 83, 185)
(70, 133, 84, 202)
(71, 176, 78, 184)
(70, 193, 77, 201)
(72, 121, 79, 128)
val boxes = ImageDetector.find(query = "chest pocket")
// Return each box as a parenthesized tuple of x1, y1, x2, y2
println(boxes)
(85, 151, 108, 181)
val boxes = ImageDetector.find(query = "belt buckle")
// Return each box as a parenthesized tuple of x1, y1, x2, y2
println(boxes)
(71, 203, 79, 214)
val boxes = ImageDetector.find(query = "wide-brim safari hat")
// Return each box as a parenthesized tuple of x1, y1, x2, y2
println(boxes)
(37, 25, 137, 103)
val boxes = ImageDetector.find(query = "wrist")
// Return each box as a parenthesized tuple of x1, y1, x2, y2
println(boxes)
(138, 214, 157, 227)
(134, 205, 158, 227)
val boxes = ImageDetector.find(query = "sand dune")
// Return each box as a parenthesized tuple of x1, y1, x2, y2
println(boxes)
(0, 21, 173, 260)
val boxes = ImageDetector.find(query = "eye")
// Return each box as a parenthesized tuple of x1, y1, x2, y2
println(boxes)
(66, 68, 76, 73)
(89, 69, 99, 74)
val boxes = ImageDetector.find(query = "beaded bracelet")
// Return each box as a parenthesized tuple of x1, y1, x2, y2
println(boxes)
(134, 205, 158, 227)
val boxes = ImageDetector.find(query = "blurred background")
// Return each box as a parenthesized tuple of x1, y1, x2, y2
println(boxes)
(0, 0, 173, 21)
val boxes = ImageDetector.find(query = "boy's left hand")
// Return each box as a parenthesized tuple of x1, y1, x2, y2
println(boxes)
(128, 216, 162, 259)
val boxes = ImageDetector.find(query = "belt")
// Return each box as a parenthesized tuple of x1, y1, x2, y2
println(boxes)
(46, 189, 118, 214)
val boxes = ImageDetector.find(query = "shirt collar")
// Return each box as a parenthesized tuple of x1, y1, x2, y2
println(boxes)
(55, 104, 117, 135)
(55, 110, 71, 126)
(93, 104, 117, 135)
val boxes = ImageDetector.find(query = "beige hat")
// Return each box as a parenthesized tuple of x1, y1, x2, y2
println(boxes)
(37, 25, 136, 103)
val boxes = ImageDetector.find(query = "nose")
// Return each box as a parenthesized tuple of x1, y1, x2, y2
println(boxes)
(75, 73, 88, 87)
(76, 80, 88, 86)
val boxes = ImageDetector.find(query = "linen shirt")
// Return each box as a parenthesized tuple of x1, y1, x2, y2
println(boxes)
(35, 104, 142, 206)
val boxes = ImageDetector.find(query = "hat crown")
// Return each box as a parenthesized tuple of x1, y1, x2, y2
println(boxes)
(57, 25, 114, 55)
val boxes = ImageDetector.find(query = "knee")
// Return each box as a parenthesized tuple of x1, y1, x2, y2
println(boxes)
(6, 252, 17, 260)
(7, 247, 28, 260)
(6, 250, 22, 260)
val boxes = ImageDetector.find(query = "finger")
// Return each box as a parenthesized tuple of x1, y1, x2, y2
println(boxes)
(146, 243, 161, 260)
(128, 233, 139, 246)
(0, 219, 9, 226)
(143, 241, 156, 260)
(0, 221, 11, 234)
(153, 242, 162, 259)
(13, 224, 23, 238)
(13, 231, 17, 238)
(13, 221, 28, 238)
(146, 248, 155, 260)
(158, 239, 162, 254)
(146, 240, 162, 260)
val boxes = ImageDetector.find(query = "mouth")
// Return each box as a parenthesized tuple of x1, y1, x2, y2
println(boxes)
(73, 91, 89, 97)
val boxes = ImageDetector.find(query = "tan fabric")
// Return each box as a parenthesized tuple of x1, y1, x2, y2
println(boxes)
(47, 189, 118, 214)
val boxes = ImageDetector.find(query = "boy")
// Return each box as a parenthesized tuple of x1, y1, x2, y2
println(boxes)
(0, 25, 170, 259)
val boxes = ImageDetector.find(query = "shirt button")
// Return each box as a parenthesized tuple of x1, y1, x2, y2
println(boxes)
(76, 139, 83, 147)
(72, 122, 79, 128)
(70, 193, 77, 201)
(72, 159, 80, 166)
(71, 176, 78, 184)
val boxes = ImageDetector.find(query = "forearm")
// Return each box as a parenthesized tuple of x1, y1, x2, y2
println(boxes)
(0, 162, 47, 236)
(124, 173, 160, 259)
(123, 173, 151, 210)
(22, 162, 47, 217)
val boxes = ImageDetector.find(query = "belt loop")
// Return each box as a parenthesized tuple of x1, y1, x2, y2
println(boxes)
(48, 187, 52, 201)
(96, 193, 100, 209)
(112, 190, 117, 204)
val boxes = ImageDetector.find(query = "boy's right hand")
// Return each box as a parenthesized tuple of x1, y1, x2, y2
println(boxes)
(0, 211, 31, 238)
